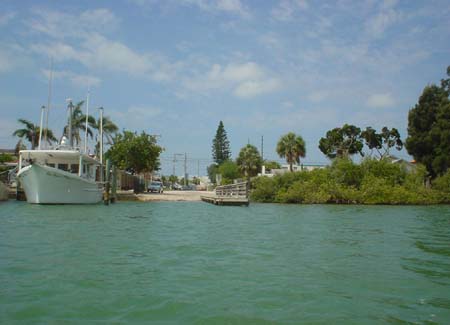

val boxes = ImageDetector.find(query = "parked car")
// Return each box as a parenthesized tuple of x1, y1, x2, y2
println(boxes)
(147, 181, 163, 193)
(172, 183, 183, 190)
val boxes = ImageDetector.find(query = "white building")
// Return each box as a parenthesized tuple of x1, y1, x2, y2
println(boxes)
(258, 163, 327, 177)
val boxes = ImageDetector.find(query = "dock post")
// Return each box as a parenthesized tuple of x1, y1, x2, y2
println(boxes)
(110, 165, 117, 204)
(104, 159, 111, 205)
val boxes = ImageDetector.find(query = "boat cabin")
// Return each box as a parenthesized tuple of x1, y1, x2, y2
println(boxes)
(19, 150, 101, 182)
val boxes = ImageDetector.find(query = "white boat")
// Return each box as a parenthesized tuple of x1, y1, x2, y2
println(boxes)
(17, 143, 103, 204)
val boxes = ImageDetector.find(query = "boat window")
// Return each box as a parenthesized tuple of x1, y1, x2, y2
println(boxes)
(47, 163, 55, 168)
(70, 164, 79, 174)
(58, 164, 68, 171)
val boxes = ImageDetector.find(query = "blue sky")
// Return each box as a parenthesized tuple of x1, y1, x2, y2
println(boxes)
(1, 0, 449, 176)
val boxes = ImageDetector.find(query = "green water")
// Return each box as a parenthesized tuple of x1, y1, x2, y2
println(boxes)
(1, 202, 449, 324)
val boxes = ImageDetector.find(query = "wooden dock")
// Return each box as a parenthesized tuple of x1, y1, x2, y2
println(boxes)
(201, 182, 249, 206)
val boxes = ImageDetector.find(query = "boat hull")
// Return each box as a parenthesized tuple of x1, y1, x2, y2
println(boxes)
(17, 164, 103, 204)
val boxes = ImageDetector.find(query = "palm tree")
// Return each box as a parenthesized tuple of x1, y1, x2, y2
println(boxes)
(63, 101, 96, 146)
(276, 132, 306, 172)
(13, 118, 57, 150)
(236, 144, 262, 178)
(90, 114, 118, 145)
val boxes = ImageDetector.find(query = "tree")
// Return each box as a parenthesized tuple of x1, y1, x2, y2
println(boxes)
(236, 144, 262, 178)
(276, 132, 306, 172)
(406, 82, 450, 177)
(361, 126, 403, 159)
(263, 160, 281, 171)
(63, 101, 96, 146)
(14, 139, 27, 156)
(13, 118, 57, 150)
(106, 130, 163, 174)
(91, 113, 119, 145)
(212, 121, 231, 164)
(319, 124, 364, 159)
(207, 163, 219, 183)
(218, 160, 241, 184)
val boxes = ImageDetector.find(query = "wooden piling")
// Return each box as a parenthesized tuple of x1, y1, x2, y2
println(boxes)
(104, 159, 111, 205)
(110, 165, 117, 204)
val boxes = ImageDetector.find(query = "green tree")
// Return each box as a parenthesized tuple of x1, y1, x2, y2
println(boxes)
(263, 160, 281, 171)
(319, 124, 363, 159)
(212, 121, 231, 164)
(91, 113, 119, 145)
(361, 126, 403, 159)
(218, 160, 241, 184)
(63, 101, 96, 146)
(14, 139, 27, 156)
(13, 118, 57, 150)
(236, 144, 262, 178)
(405, 82, 450, 177)
(106, 131, 163, 174)
(276, 132, 306, 172)
(207, 163, 219, 183)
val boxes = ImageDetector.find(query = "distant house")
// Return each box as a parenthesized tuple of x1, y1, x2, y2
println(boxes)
(386, 155, 417, 172)
(258, 163, 327, 177)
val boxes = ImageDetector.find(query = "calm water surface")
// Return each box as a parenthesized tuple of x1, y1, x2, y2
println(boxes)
(0, 201, 449, 324)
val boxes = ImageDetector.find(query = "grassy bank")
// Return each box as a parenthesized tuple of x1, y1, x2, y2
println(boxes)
(251, 159, 450, 205)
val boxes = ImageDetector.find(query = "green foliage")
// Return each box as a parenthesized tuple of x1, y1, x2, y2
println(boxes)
(433, 170, 450, 194)
(207, 164, 219, 183)
(106, 130, 163, 174)
(263, 160, 281, 171)
(236, 144, 262, 178)
(13, 118, 57, 150)
(168, 175, 178, 184)
(212, 121, 231, 165)
(276, 132, 306, 172)
(361, 126, 403, 159)
(0, 153, 14, 163)
(319, 124, 364, 159)
(406, 72, 450, 178)
(251, 159, 449, 205)
(218, 160, 241, 184)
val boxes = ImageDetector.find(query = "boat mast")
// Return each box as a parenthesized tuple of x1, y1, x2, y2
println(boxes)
(38, 105, 45, 150)
(99, 107, 103, 164)
(84, 88, 90, 154)
(44, 57, 53, 148)
(67, 99, 74, 148)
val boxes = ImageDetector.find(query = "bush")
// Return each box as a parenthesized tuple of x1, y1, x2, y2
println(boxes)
(250, 158, 450, 205)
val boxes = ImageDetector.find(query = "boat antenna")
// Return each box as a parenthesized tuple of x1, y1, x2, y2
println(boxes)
(99, 106, 103, 164)
(38, 105, 45, 150)
(44, 57, 53, 148)
(66, 98, 73, 148)
(84, 87, 90, 154)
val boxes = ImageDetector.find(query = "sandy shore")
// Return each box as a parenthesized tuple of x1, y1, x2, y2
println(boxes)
(135, 190, 213, 202)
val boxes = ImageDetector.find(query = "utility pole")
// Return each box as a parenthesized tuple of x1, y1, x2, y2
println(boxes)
(197, 160, 200, 178)
(184, 153, 187, 186)
(261, 135, 264, 161)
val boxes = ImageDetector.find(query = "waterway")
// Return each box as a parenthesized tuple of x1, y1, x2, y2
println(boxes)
(1, 201, 449, 324)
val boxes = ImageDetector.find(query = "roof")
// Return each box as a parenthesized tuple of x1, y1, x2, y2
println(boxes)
(19, 150, 101, 165)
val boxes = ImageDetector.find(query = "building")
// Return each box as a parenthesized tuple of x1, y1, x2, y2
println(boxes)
(258, 163, 327, 177)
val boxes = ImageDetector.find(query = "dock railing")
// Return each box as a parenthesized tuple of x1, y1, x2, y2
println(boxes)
(201, 181, 249, 206)
(215, 182, 248, 198)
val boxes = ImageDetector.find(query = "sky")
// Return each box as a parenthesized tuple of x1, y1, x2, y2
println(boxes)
(1, 0, 449, 176)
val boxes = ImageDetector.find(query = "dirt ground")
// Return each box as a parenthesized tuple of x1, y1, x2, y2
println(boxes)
(135, 190, 213, 202)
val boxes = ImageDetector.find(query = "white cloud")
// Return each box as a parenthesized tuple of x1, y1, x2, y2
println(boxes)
(365, 0, 402, 39)
(41, 69, 101, 88)
(271, 0, 308, 21)
(366, 93, 395, 108)
(28, 8, 119, 39)
(0, 12, 16, 26)
(184, 61, 281, 98)
(234, 78, 281, 98)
